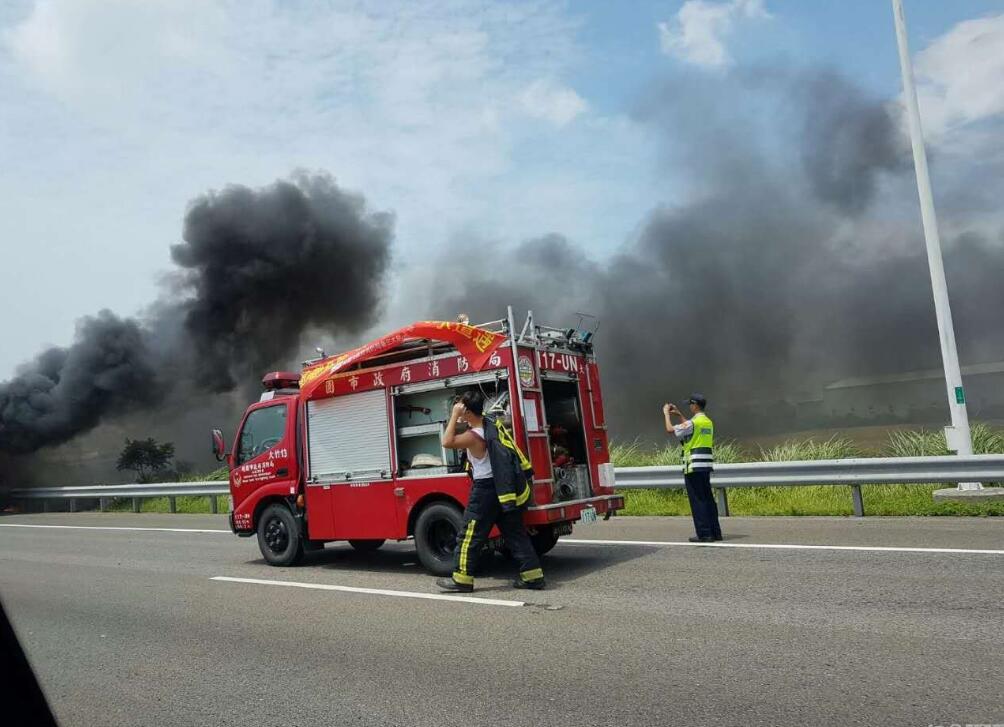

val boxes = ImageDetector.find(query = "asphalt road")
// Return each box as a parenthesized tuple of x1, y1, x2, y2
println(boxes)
(1, 512, 1002, 727)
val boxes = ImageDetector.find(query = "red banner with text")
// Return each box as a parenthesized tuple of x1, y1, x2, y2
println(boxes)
(300, 321, 507, 400)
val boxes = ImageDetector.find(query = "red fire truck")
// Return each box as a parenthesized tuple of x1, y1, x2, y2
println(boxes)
(212, 308, 624, 575)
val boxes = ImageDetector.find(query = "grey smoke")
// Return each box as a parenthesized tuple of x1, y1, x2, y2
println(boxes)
(434, 233, 601, 322)
(0, 172, 393, 455)
(429, 67, 1004, 439)
(798, 70, 910, 214)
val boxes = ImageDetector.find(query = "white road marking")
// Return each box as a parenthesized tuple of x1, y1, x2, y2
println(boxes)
(2, 523, 999, 556)
(0, 523, 229, 534)
(211, 576, 525, 607)
(562, 538, 1004, 556)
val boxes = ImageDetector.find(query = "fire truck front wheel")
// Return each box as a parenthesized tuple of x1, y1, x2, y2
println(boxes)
(413, 501, 464, 576)
(257, 503, 304, 567)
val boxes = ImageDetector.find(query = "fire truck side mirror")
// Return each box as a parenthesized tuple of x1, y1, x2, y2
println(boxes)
(211, 429, 227, 463)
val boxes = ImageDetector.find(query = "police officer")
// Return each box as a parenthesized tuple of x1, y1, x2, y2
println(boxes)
(664, 394, 722, 543)
(436, 390, 545, 592)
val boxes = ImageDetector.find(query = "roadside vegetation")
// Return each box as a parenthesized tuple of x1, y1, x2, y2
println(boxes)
(613, 423, 1004, 517)
(106, 467, 230, 514)
(97, 426, 1004, 517)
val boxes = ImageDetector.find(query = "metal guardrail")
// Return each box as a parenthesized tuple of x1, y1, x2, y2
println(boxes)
(11, 481, 229, 514)
(614, 455, 1004, 516)
(9, 455, 1004, 517)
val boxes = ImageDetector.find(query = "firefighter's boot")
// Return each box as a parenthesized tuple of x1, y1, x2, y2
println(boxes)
(436, 577, 474, 593)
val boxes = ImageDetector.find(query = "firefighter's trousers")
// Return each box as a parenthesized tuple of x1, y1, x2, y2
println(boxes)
(451, 477, 543, 587)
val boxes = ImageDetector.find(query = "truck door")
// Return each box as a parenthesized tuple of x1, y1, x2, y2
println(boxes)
(231, 401, 296, 514)
(305, 388, 398, 540)
(513, 347, 553, 505)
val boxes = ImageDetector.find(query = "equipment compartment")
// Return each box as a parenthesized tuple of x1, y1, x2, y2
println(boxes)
(542, 378, 592, 500)
(393, 381, 511, 477)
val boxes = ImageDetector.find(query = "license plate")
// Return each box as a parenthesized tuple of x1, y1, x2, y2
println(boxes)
(579, 506, 597, 525)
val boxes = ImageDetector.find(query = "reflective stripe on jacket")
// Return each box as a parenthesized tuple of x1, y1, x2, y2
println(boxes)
(483, 416, 533, 511)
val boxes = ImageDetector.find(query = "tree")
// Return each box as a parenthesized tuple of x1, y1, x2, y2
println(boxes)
(116, 438, 175, 483)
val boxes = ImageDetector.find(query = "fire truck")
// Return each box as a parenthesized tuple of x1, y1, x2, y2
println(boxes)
(212, 308, 624, 575)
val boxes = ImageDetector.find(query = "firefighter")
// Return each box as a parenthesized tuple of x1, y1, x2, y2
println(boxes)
(664, 394, 722, 543)
(436, 390, 545, 592)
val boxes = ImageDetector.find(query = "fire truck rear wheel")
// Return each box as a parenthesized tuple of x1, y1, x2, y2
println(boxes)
(530, 525, 560, 556)
(499, 526, 559, 560)
(348, 539, 385, 552)
(257, 503, 304, 567)
(414, 501, 464, 576)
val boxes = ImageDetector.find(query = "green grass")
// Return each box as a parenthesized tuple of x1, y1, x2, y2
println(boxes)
(107, 495, 231, 514)
(181, 467, 230, 482)
(613, 425, 1004, 517)
(610, 439, 746, 467)
(758, 435, 863, 462)
(103, 467, 232, 513)
(884, 422, 1004, 457)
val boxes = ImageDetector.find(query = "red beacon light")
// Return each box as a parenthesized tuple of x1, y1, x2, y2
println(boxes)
(260, 371, 301, 399)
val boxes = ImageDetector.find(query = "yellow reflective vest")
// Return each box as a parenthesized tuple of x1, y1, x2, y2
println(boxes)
(681, 412, 714, 474)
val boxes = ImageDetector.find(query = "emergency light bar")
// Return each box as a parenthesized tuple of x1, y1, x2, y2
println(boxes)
(262, 371, 301, 391)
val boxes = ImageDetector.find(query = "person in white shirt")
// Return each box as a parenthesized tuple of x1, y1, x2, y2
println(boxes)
(435, 390, 545, 592)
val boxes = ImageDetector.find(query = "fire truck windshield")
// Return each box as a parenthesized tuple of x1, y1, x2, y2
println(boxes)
(237, 404, 287, 465)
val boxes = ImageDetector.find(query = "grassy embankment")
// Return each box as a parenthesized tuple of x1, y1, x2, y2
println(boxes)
(107, 467, 230, 514)
(614, 423, 1004, 517)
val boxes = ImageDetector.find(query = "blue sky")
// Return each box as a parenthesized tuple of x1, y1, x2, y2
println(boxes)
(570, 1, 1004, 109)
(1, 0, 1003, 379)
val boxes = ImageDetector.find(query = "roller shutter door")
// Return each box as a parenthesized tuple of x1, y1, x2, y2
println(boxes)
(307, 389, 391, 482)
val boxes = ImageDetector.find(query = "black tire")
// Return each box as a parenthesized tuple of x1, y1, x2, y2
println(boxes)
(530, 525, 560, 556)
(348, 539, 385, 552)
(256, 503, 304, 566)
(413, 501, 464, 576)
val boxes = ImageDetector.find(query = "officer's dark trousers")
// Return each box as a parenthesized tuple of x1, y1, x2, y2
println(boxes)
(451, 478, 543, 586)
(684, 470, 722, 540)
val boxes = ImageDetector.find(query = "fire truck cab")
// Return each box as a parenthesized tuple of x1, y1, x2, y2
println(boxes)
(212, 308, 624, 575)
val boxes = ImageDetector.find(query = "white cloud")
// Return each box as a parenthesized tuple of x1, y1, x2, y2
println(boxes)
(658, 0, 768, 69)
(0, 0, 659, 377)
(913, 12, 1004, 141)
(518, 78, 587, 126)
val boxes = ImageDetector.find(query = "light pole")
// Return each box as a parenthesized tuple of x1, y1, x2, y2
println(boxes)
(890, 0, 979, 489)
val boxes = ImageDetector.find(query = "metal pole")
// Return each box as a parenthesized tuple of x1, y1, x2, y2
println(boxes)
(715, 488, 730, 517)
(851, 485, 865, 517)
(891, 0, 979, 491)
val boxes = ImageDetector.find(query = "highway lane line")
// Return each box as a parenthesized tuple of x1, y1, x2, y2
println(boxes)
(561, 538, 1004, 556)
(210, 576, 525, 607)
(3, 524, 1000, 555)
(0, 523, 229, 534)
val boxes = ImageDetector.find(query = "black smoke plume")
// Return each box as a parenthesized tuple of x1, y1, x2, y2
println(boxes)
(0, 172, 393, 456)
(430, 67, 1004, 439)
(171, 172, 393, 391)
(0, 312, 161, 454)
